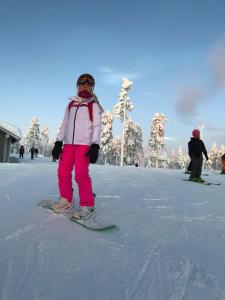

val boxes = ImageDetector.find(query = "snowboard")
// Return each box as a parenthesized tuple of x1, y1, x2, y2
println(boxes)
(182, 179, 221, 185)
(38, 199, 117, 231)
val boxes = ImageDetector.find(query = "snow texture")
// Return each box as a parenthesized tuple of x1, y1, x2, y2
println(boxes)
(0, 157, 225, 300)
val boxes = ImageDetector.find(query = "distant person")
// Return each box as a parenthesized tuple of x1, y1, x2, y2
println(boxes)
(29, 146, 35, 159)
(221, 153, 225, 175)
(52, 149, 57, 162)
(34, 148, 38, 158)
(135, 162, 138, 167)
(188, 129, 209, 183)
(51, 73, 103, 219)
(19, 145, 25, 159)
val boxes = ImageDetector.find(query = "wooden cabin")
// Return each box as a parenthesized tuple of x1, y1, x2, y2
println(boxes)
(0, 119, 22, 162)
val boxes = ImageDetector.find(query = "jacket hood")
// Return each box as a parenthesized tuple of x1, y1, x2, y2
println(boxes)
(68, 94, 104, 113)
(68, 95, 93, 103)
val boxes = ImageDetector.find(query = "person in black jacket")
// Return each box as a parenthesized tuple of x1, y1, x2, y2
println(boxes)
(19, 145, 25, 159)
(29, 146, 35, 160)
(221, 153, 225, 174)
(188, 129, 209, 182)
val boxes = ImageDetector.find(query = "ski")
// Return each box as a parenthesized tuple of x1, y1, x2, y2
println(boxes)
(183, 172, 209, 176)
(182, 179, 221, 185)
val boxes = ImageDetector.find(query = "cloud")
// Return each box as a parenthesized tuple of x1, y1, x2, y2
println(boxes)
(205, 124, 225, 133)
(208, 34, 225, 89)
(98, 66, 142, 86)
(175, 85, 204, 117)
(174, 33, 225, 121)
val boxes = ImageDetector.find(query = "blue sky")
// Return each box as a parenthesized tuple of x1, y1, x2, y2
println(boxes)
(0, 0, 225, 152)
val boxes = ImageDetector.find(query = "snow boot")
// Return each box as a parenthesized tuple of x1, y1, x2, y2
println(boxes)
(189, 177, 198, 182)
(52, 197, 72, 213)
(71, 206, 95, 220)
(197, 177, 206, 183)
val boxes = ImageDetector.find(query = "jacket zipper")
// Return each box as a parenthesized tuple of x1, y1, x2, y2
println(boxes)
(72, 102, 82, 144)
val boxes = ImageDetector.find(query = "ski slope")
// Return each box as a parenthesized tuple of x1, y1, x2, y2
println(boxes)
(0, 157, 225, 300)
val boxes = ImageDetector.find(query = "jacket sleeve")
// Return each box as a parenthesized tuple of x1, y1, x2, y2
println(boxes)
(201, 141, 208, 159)
(56, 105, 69, 142)
(91, 103, 102, 144)
(188, 142, 192, 158)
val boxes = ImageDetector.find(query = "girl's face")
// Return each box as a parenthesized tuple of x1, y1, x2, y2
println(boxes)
(77, 77, 94, 95)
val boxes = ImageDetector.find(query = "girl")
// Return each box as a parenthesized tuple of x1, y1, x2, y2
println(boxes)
(52, 73, 103, 219)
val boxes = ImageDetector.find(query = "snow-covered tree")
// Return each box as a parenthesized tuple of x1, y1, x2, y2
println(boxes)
(208, 142, 220, 170)
(219, 144, 225, 157)
(147, 113, 168, 168)
(40, 124, 50, 156)
(142, 144, 149, 167)
(196, 142, 225, 171)
(123, 118, 143, 165)
(168, 148, 188, 169)
(168, 149, 177, 169)
(111, 137, 121, 166)
(219, 144, 225, 156)
(21, 117, 41, 152)
(100, 112, 114, 164)
(177, 146, 188, 169)
(47, 138, 55, 157)
(113, 78, 134, 166)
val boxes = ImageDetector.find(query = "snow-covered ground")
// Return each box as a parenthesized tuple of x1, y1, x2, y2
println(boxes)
(0, 157, 225, 300)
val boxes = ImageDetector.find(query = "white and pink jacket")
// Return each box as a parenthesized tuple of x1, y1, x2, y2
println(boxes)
(56, 95, 102, 145)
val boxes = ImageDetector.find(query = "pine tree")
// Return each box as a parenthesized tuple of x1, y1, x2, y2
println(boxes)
(168, 149, 178, 169)
(48, 138, 55, 157)
(123, 118, 143, 165)
(168, 149, 177, 169)
(111, 137, 121, 166)
(219, 144, 225, 156)
(40, 125, 50, 156)
(147, 113, 168, 168)
(100, 112, 114, 164)
(21, 117, 41, 152)
(177, 146, 188, 169)
(113, 78, 134, 166)
(209, 142, 221, 170)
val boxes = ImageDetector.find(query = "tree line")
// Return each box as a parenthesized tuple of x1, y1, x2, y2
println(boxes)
(17, 78, 224, 170)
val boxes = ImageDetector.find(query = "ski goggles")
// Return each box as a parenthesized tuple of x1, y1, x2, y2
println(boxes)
(77, 78, 95, 86)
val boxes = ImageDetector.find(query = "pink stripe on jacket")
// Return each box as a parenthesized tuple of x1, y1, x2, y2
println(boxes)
(56, 96, 102, 145)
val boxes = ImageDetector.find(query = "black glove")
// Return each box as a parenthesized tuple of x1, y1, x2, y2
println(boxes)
(85, 144, 100, 164)
(52, 141, 63, 160)
(205, 156, 209, 161)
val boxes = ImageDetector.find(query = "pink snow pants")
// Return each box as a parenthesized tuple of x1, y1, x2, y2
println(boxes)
(58, 144, 95, 206)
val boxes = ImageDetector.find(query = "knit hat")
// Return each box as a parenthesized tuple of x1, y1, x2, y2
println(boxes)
(192, 129, 200, 138)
